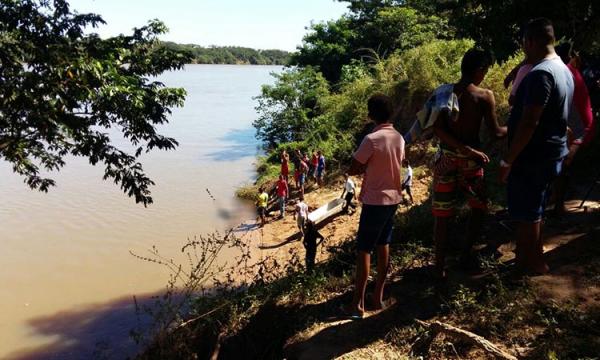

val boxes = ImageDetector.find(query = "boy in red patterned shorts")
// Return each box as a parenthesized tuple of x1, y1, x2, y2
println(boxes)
(432, 49, 507, 279)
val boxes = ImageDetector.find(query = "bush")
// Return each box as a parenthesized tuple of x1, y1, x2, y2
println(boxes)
(253, 67, 330, 148)
(250, 38, 524, 191)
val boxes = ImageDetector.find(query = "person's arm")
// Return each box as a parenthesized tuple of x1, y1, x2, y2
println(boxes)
(433, 112, 490, 163)
(348, 137, 372, 175)
(483, 90, 507, 139)
(348, 158, 366, 175)
(500, 71, 552, 182)
(504, 60, 524, 89)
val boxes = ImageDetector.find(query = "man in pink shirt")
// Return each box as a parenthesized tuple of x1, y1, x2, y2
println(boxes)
(342, 94, 405, 318)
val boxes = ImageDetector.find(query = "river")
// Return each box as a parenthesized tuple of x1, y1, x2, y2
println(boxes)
(0, 65, 281, 359)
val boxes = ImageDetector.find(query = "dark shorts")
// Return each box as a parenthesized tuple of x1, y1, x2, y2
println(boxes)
(257, 206, 266, 217)
(299, 173, 306, 185)
(356, 204, 398, 252)
(344, 192, 354, 203)
(317, 167, 324, 178)
(508, 159, 562, 222)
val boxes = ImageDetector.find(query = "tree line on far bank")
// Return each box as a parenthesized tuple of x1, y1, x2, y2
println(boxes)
(161, 42, 290, 65)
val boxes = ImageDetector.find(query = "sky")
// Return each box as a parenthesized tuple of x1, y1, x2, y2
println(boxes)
(67, 0, 349, 51)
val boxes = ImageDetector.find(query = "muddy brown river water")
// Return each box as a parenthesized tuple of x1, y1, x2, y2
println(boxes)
(0, 65, 281, 359)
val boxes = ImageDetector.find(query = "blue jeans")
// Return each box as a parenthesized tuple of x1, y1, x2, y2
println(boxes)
(278, 196, 286, 217)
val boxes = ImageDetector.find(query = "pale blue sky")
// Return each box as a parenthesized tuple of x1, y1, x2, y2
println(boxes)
(68, 0, 349, 51)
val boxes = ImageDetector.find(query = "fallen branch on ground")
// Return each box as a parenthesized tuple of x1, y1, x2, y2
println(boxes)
(415, 319, 517, 360)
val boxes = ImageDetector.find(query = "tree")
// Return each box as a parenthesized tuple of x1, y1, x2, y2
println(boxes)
(290, 17, 356, 83)
(435, 0, 600, 60)
(253, 67, 329, 148)
(291, 2, 449, 83)
(0, 0, 191, 205)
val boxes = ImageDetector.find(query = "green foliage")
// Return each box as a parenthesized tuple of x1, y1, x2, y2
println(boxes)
(0, 0, 191, 205)
(391, 39, 474, 102)
(254, 38, 511, 183)
(360, 6, 451, 57)
(481, 51, 524, 121)
(290, 17, 356, 83)
(161, 42, 290, 65)
(253, 67, 329, 148)
(292, 3, 449, 83)
(430, 0, 600, 60)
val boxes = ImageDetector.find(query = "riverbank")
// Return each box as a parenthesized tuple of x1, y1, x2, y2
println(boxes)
(140, 138, 600, 359)
(142, 179, 600, 360)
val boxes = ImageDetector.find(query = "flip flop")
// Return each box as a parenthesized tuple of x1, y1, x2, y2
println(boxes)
(338, 304, 364, 320)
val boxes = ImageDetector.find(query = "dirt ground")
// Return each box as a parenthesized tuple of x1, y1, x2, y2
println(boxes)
(236, 172, 432, 270)
(230, 165, 600, 360)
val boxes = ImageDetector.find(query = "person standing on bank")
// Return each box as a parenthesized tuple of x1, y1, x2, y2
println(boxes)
(401, 159, 414, 204)
(294, 196, 309, 236)
(431, 48, 507, 279)
(316, 151, 326, 186)
(280, 150, 290, 184)
(552, 42, 595, 216)
(276, 174, 289, 219)
(340, 173, 357, 214)
(500, 18, 574, 275)
(342, 94, 405, 319)
(303, 221, 325, 273)
(256, 187, 269, 227)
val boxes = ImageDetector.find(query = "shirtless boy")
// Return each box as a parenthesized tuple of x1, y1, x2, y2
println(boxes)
(432, 48, 507, 279)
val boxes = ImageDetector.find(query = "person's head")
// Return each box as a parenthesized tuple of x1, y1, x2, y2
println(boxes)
(555, 42, 573, 65)
(402, 159, 409, 167)
(344, 172, 349, 179)
(297, 196, 304, 203)
(279, 174, 284, 181)
(460, 48, 493, 85)
(367, 94, 393, 124)
(523, 18, 555, 58)
(317, 150, 322, 156)
(258, 186, 264, 193)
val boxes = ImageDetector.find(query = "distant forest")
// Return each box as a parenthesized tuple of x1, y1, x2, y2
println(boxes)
(161, 42, 290, 65)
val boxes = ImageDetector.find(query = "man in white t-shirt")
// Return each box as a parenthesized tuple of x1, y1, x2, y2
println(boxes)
(340, 173, 357, 213)
(401, 159, 414, 204)
(294, 197, 309, 235)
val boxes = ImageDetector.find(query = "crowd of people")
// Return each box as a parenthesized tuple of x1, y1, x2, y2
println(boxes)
(256, 18, 597, 320)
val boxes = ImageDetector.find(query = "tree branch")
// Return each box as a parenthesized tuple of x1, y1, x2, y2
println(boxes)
(415, 319, 517, 360)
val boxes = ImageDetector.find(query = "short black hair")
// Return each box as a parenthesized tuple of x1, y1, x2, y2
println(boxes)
(524, 18, 555, 45)
(367, 94, 393, 124)
(555, 42, 573, 61)
(461, 48, 493, 76)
